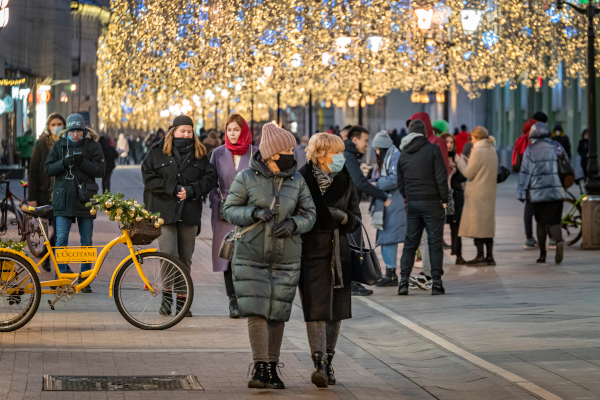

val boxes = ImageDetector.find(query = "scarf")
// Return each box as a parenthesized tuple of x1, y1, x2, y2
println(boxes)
(172, 138, 195, 166)
(225, 118, 253, 156)
(313, 165, 334, 193)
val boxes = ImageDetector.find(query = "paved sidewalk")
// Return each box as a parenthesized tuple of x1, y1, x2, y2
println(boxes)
(0, 167, 599, 399)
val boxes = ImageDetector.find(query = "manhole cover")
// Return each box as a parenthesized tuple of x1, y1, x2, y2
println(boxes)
(43, 375, 203, 391)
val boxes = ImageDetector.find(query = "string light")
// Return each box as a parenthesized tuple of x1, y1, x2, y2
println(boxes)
(97, 0, 595, 129)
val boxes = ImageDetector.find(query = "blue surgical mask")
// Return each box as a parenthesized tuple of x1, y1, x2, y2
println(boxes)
(67, 135, 74, 142)
(327, 154, 345, 173)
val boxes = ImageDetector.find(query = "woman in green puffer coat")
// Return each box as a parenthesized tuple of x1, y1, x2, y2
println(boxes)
(223, 123, 316, 390)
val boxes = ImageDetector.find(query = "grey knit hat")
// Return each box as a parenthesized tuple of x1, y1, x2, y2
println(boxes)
(372, 131, 393, 149)
(408, 119, 427, 135)
(259, 123, 297, 160)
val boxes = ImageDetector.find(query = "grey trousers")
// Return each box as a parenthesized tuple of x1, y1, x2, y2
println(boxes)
(157, 221, 197, 273)
(420, 231, 431, 278)
(306, 320, 341, 355)
(248, 316, 285, 363)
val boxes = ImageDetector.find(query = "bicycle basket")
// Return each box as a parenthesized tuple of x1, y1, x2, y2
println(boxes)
(127, 221, 162, 245)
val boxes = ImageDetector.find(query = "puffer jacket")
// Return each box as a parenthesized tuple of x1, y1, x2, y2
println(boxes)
(223, 151, 316, 322)
(517, 131, 566, 203)
(44, 130, 105, 218)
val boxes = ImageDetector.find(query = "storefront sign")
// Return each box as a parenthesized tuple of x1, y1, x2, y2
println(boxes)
(54, 247, 98, 263)
(0, 78, 26, 86)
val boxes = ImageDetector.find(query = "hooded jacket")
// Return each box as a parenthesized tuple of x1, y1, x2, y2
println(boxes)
(397, 134, 448, 203)
(223, 151, 316, 322)
(343, 139, 388, 201)
(29, 131, 58, 206)
(512, 119, 536, 172)
(406, 112, 450, 173)
(44, 129, 105, 218)
(517, 129, 566, 204)
(552, 125, 571, 160)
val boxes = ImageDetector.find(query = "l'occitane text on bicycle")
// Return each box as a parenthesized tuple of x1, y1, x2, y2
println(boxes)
(54, 247, 98, 263)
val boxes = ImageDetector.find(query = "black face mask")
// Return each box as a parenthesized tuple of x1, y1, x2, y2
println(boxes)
(274, 154, 295, 171)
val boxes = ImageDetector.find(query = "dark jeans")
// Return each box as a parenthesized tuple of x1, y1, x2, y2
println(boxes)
(400, 201, 445, 282)
(55, 216, 94, 274)
(524, 198, 534, 239)
(449, 220, 462, 258)
(102, 170, 113, 193)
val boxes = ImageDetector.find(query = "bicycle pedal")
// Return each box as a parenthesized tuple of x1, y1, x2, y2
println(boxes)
(47, 300, 55, 311)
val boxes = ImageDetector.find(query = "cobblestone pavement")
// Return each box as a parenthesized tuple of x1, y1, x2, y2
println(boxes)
(0, 166, 599, 399)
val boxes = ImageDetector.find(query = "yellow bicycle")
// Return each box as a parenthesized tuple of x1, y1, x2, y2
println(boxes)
(0, 203, 193, 332)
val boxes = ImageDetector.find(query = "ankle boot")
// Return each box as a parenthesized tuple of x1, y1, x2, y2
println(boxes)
(466, 242, 486, 265)
(176, 295, 192, 317)
(159, 291, 172, 315)
(248, 362, 268, 388)
(377, 269, 398, 287)
(311, 352, 328, 388)
(485, 241, 496, 265)
(267, 362, 285, 389)
(537, 251, 547, 264)
(228, 296, 241, 318)
(326, 350, 336, 385)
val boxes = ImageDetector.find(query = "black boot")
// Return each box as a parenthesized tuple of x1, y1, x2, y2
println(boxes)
(377, 269, 398, 287)
(537, 250, 547, 264)
(431, 281, 446, 295)
(248, 362, 268, 388)
(159, 291, 172, 315)
(397, 280, 409, 296)
(466, 241, 486, 266)
(555, 241, 564, 264)
(485, 241, 496, 266)
(176, 295, 192, 317)
(326, 350, 336, 385)
(311, 352, 328, 388)
(228, 296, 241, 319)
(267, 362, 285, 389)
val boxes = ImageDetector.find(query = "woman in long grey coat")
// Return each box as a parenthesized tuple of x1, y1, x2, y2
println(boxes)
(370, 131, 406, 287)
(455, 126, 498, 266)
(209, 114, 257, 318)
(223, 123, 316, 390)
(517, 122, 567, 264)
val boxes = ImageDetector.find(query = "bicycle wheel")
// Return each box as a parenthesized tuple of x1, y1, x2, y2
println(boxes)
(562, 198, 582, 246)
(114, 252, 193, 330)
(26, 216, 47, 258)
(0, 252, 41, 332)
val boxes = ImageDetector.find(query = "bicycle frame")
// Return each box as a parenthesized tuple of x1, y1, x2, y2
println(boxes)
(31, 218, 156, 295)
(0, 180, 32, 237)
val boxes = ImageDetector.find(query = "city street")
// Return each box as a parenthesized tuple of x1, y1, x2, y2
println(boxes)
(0, 167, 599, 399)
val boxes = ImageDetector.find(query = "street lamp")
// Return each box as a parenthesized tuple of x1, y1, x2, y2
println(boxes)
(0, 0, 9, 35)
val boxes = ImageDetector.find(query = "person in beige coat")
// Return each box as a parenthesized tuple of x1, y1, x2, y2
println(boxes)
(455, 126, 498, 266)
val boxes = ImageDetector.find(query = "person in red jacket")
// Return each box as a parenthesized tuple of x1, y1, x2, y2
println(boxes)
(455, 124, 471, 154)
(513, 112, 548, 249)
(406, 112, 450, 173)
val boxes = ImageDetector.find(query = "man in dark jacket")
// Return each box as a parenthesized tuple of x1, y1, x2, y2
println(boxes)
(397, 120, 449, 296)
(552, 124, 571, 161)
(45, 114, 105, 292)
(343, 126, 391, 296)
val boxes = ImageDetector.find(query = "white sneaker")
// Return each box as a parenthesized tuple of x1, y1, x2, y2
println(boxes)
(409, 274, 431, 290)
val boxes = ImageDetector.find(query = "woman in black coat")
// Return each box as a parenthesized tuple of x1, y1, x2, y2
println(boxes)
(98, 136, 119, 193)
(441, 133, 467, 265)
(298, 133, 361, 388)
(142, 115, 218, 317)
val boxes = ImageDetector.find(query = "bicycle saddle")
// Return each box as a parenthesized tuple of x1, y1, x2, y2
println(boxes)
(20, 204, 53, 218)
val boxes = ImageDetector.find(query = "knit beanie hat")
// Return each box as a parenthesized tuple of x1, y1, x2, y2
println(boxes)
(408, 119, 427, 135)
(64, 113, 88, 134)
(259, 123, 297, 160)
(372, 131, 393, 149)
(432, 119, 449, 134)
(170, 115, 194, 130)
(532, 111, 548, 123)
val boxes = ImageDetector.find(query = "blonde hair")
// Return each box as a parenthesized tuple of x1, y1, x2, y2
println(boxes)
(470, 126, 489, 140)
(163, 127, 207, 159)
(306, 133, 345, 164)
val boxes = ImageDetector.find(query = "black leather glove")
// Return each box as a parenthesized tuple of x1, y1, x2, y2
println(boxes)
(63, 154, 77, 167)
(274, 219, 296, 238)
(519, 198, 525, 203)
(253, 207, 275, 222)
(328, 207, 348, 225)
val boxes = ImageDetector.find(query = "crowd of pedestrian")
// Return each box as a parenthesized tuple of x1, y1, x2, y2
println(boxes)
(24, 106, 580, 392)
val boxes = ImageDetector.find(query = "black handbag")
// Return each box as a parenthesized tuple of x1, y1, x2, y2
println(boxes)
(497, 163, 511, 184)
(217, 189, 226, 221)
(349, 221, 384, 286)
(78, 181, 99, 202)
(555, 143, 575, 189)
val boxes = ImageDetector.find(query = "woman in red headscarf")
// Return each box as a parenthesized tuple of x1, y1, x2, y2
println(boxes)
(209, 114, 257, 318)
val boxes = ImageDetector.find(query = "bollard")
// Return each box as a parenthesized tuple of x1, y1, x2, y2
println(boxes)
(581, 196, 600, 249)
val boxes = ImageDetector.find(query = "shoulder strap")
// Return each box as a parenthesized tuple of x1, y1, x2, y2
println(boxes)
(248, 144, 253, 167)
(235, 178, 283, 239)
